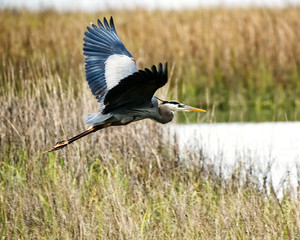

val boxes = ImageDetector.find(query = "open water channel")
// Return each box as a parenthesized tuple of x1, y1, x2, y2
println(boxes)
(172, 122, 300, 194)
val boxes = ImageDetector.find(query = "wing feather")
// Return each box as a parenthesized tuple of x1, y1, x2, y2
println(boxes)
(83, 17, 136, 103)
(102, 63, 168, 114)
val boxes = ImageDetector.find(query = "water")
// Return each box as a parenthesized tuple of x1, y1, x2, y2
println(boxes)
(1, 0, 300, 11)
(172, 122, 300, 193)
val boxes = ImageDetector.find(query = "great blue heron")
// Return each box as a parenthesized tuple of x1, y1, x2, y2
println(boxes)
(50, 17, 206, 152)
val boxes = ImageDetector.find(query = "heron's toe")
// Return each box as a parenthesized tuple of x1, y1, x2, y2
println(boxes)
(49, 140, 69, 152)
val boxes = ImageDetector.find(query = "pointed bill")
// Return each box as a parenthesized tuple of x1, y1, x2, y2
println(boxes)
(182, 104, 206, 112)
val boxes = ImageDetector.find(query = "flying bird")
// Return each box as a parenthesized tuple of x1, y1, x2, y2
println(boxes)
(50, 17, 206, 151)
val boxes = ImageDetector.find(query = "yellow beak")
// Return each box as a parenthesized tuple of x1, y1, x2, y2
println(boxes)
(183, 105, 206, 113)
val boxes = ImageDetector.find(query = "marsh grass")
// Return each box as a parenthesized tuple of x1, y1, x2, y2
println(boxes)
(1, 9, 300, 122)
(1, 9, 300, 239)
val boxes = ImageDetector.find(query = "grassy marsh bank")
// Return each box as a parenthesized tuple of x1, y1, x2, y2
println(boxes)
(1, 9, 300, 239)
(1, 9, 300, 121)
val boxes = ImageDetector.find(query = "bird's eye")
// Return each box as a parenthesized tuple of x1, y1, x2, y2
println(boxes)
(178, 104, 184, 108)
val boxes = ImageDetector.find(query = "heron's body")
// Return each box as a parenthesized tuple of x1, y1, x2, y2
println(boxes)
(50, 17, 205, 151)
(86, 96, 173, 126)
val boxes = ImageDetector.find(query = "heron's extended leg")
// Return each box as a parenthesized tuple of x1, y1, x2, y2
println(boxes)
(49, 124, 109, 152)
(49, 119, 136, 152)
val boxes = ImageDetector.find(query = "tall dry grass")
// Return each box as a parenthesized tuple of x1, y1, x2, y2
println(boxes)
(1, 9, 300, 239)
(1, 9, 300, 121)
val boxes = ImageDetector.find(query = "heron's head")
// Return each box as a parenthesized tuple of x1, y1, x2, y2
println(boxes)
(160, 100, 206, 113)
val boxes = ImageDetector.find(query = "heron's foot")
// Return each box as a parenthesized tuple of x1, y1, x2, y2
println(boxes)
(49, 140, 69, 152)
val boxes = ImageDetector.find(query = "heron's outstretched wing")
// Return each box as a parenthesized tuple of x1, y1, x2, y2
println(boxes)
(102, 63, 168, 114)
(84, 17, 137, 103)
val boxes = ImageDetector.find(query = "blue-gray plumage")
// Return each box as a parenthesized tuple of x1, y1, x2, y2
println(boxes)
(84, 17, 134, 103)
(50, 17, 206, 152)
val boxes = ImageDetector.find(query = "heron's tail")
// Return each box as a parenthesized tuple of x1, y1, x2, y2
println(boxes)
(85, 113, 111, 125)
(49, 124, 109, 152)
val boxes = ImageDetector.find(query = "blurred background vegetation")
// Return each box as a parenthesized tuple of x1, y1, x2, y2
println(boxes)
(1, 9, 299, 122)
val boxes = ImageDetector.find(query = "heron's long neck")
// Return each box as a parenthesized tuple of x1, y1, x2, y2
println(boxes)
(156, 105, 174, 124)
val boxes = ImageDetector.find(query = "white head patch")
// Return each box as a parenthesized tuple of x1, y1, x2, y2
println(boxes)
(163, 103, 181, 111)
